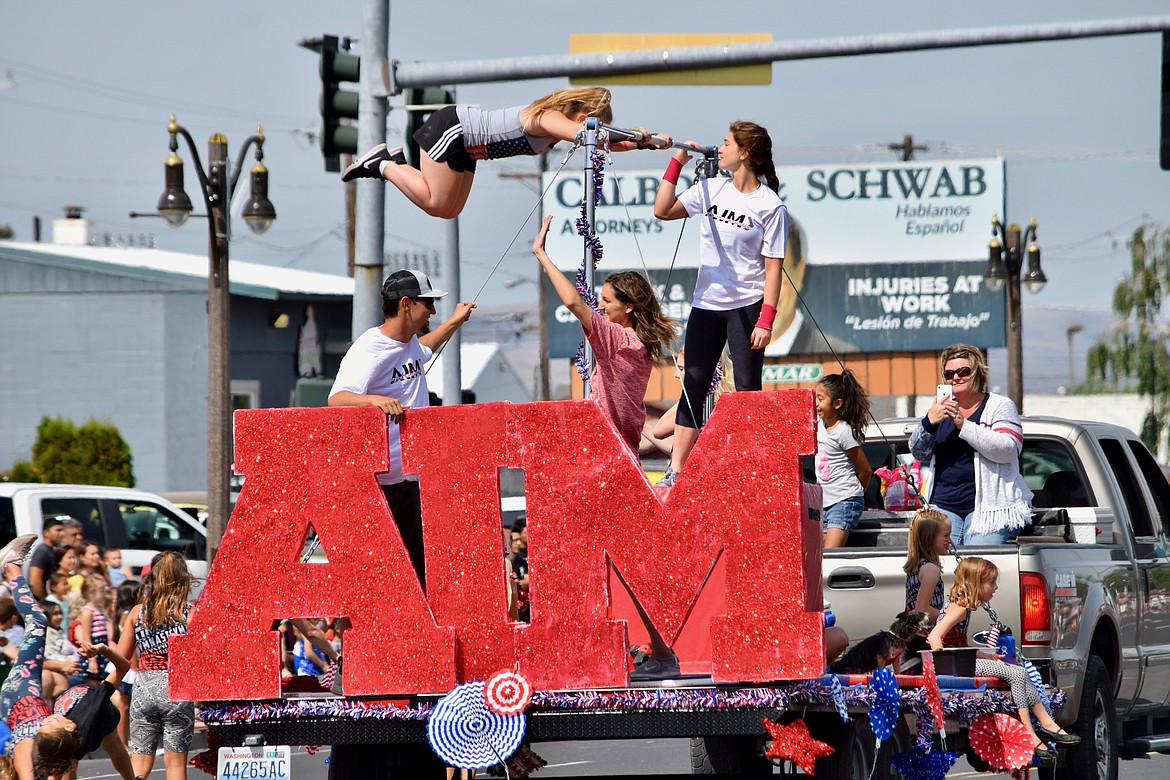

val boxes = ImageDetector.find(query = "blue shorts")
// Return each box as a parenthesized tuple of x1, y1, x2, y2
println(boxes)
(823, 495, 864, 532)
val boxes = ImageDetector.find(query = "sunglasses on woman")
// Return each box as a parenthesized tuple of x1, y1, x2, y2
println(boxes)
(943, 366, 973, 380)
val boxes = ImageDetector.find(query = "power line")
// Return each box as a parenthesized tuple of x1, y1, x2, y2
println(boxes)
(0, 57, 309, 127)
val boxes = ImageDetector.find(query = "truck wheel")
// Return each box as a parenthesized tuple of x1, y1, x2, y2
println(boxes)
(810, 715, 876, 780)
(689, 736, 772, 775)
(328, 744, 446, 780)
(1055, 655, 1118, 780)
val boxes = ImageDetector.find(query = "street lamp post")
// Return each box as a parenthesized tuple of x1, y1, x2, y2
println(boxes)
(983, 214, 1046, 412)
(156, 115, 276, 564)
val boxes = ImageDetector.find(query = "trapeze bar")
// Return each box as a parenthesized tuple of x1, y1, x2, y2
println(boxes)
(599, 123, 715, 155)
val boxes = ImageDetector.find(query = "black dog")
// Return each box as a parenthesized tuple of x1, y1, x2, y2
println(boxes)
(829, 610, 936, 675)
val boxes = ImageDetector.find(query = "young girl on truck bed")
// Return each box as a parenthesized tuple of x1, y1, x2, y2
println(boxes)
(814, 370, 872, 548)
(927, 557, 1079, 760)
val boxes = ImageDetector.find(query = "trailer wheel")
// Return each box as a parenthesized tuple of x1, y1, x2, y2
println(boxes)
(689, 736, 772, 775)
(1055, 656, 1118, 780)
(328, 743, 445, 780)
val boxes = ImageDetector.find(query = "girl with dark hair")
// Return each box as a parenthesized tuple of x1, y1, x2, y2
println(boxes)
(652, 121, 789, 486)
(815, 369, 873, 548)
(532, 215, 678, 454)
(344, 86, 668, 218)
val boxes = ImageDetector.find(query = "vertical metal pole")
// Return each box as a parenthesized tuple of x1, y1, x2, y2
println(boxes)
(353, 0, 390, 340)
(442, 217, 462, 405)
(1007, 271, 1024, 412)
(206, 134, 231, 564)
(537, 152, 551, 401)
(582, 118, 598, 399)
(1005, 223, 1024, 412)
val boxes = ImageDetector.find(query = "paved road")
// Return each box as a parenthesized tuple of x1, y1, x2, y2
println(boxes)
(76, 740, 1170, 779)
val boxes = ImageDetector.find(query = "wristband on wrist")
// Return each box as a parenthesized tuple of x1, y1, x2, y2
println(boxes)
(663, 158, 683, 185)
(755, 303, 778, 331)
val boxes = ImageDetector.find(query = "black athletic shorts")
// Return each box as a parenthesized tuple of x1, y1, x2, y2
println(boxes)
(412, 105, 476, 173)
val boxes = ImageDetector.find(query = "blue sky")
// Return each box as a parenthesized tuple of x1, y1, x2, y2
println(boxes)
(2, 1, 1168, 392)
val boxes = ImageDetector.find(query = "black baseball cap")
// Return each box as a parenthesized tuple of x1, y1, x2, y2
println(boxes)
(381, 269, 448, 300)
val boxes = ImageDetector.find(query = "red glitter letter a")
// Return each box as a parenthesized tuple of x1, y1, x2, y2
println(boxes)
(169, 407, 455, 700)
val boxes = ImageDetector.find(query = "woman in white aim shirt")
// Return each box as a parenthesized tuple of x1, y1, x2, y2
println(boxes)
(653, 121, 790, 486)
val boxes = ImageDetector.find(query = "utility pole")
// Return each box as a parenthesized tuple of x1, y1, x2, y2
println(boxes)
(886, 133, 927, 417)
(353, 0, 389, 340)
(887, 133, 927, 161)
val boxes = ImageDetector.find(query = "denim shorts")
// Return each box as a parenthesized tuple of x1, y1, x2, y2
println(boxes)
(823, 495, 865, 532)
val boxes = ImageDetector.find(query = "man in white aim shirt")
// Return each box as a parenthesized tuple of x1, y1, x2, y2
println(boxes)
(328, 269, 475, 591)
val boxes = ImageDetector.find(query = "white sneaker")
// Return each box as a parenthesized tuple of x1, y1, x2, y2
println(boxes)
(0, 535, 38, 573)
(656, 468, 678, 487)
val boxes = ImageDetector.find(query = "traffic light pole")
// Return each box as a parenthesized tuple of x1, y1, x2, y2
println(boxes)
(353, 0, 390, 341)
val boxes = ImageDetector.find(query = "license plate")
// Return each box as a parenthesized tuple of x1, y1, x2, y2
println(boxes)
(217, 745, 292, 780)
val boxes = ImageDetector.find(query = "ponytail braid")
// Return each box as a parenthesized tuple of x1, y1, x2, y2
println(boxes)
(729, 120, 779, 193)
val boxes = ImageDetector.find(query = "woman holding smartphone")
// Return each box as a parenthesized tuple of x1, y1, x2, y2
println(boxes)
(909, 344, 1033, 546)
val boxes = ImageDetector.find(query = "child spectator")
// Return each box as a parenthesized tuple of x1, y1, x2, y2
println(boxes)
(41, 600, 82, 703)
(74, 575, 112, 683)
(114, 551, 195, 779)
(104, 548, 135, 587)
(46, 572, 73, 631)
(0, 597, 18, 664)
(292, 620, 330, 676)
(111, 579, 142, 748)
(903, 508, 953, 620)
(927, 557, 1079, 760)
(814, 370, 873, 548)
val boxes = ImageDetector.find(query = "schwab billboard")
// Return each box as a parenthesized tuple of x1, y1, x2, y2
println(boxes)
(542, 158, 1006, 356)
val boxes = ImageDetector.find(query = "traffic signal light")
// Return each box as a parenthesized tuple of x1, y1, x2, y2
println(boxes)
(1161, 32, 1169, 171)
(405, 87, 456, 168)
(319, 34, 360, 172)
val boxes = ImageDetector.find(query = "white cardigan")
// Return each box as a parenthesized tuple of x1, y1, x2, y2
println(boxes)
(909, 392, 1034, 536)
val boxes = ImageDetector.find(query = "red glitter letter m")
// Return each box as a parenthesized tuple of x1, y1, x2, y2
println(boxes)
(405, 390, 825, 689)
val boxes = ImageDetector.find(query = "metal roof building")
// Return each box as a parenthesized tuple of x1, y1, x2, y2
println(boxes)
(0, 235, 354, 492)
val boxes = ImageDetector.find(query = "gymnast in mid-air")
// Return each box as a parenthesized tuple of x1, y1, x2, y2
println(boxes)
(342, 86, 670, 218)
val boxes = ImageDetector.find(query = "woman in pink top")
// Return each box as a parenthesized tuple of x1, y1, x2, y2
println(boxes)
(532, 215, 677, 452)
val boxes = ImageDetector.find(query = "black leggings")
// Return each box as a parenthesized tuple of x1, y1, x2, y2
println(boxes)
(676, 301, 764, 429)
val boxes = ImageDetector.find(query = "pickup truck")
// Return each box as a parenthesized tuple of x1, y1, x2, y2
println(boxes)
(0, 482, 209, 585)
(824, 416, 1170, 780)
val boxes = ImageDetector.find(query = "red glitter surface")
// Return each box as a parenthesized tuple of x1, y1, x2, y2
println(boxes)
(401, 404, 518, 681)
(174, 390, 825, 697)
(762, 717, 835, 775)
(169, 407, 456, 699)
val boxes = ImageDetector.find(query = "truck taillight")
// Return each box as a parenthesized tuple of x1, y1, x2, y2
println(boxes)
(1020, 572, 1052, 645)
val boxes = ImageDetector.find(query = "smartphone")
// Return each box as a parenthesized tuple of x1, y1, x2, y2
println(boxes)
(936, 384, 954, 402)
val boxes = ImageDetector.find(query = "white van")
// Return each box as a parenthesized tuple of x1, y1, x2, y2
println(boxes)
(0, 483, 208, 588)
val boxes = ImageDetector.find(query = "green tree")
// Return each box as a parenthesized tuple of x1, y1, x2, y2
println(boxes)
(1087, 224, 1170, 451)
(0, 224, 13, 239)
(9, 416, 136, 486)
